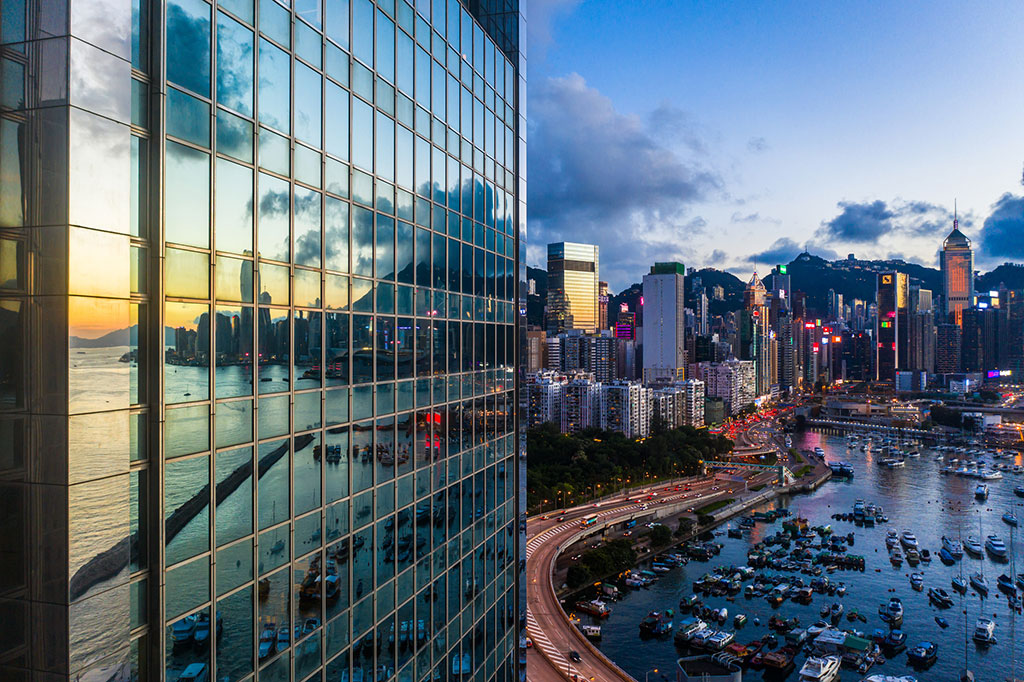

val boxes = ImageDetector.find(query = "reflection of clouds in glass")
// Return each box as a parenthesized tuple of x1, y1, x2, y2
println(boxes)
(167, 0, 211, 97)
(258, 38, 290, 134)
(216, 12, 254, 116)
(215, 158, 254, 254)
(294, 188, 321, 267)
(324, 197, 349, 272)
(70, 38, 130, 122)
(257, 175, 290, 262)
(352, 206, 374, 276)
(69, 108, 130, 235)
(165, 141, 210, 248)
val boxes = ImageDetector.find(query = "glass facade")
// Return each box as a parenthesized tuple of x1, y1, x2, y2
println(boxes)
(0, 0, 524, 680)
(545, 242, 599, 334)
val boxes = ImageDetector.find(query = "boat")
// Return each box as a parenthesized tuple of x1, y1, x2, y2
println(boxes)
(935, 616, 949, 628)
(928, 587, 954, 608)
(997, 573, 1017, 595)
(939, 547, 955, 565)
(920, 548, 931, 562)
(798, 654, 841, 681)
(899, 531, 919, 550)
(575, 599, 610, 617)
(1015, 485, 1024, 497)
(193, 611, 223, 648)
(889, 548, 903, 566)
(861, 676, 919, 682)
(1003, 513, 1018, 527)
(964, 537, 984, 556)
(829, 602, 843, 620)
(905, 548, 920, 565)
(171, 614, 198, 646)
(975, 484, 989, 500)
(885, 530, 899, 550)
(985, 535, 1008, 560)
(952, 575, 968, 593)
(674, 617, 706, 643)
(883, 630, 907, 652)
(906, 641, 937, 667)
(941, 534, 963, 558)
(734, 613, 747, 627)
(258, 623, 277, 659)
(579, 624, 602, 641)
(969, 572, 989, 595)
(806, 620, 829, 637)
(909, 573, 924, 591)
(705, 630, 735, 650)
(972, 617, 996, 645)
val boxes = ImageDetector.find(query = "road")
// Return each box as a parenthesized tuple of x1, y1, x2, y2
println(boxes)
(523, 415, 793, 681)
(524, 473, 777, 681)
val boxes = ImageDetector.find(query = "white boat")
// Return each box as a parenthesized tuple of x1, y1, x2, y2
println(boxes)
(981, 471, 1003, 480)
(969, 572, 989, 595)
(705, 630, 735, 650)
(899, 530, 919, 550)
(964, 537, 984, 556)
(972, 617, 996, 645)
(941, 535, 964, 558)
(798, 654, 841, 681)
(985, 535, 1008, 559)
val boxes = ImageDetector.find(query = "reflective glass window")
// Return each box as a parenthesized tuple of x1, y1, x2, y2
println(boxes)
(326, 312, 350, 385)
(215, 158, 254, 254)
(294, 432, 322, 514)
(258, 126, 290, 175)
(217, 10, 254, 116)
(376, 9, 395, 82)
(259, 0, 290, 47)
(325, 81, 350, 161)
(325, 0, 350, 50)
(216, 397, 253, 446)
(164, 301, 210, 403)
(295, 268, 321, 307)
(258, 307, 290, 391)
(296, 144, 321, 188)
(375, 111, 395, 182)
(294, 310, 322, 387)
(257, 172, 290, 262)
(325, 197, 350, 272)
(167, 0, 211, 97)
(215, 256, 254, 302)
(259, 262, 290, 304)
(257, 439, 290, 531)
(375, 214, 395, 280)
(215, 305, 254, 398)
(258, 38, 291, 134)
(295, 16, 323, 66)
(294, 186, 322, 267)
(165, 141, 210, 248)
(351, 97, 373, 171)
(166, 247, 210, 298)
(352, 315, 373, 384)
(352, 0, 374, 67)
(295, 62, 322, 147)
(217, 107, 254, 162)
(165, 454, 209, 566)
(215, 447, 253, 545)
(351, 205, 373, 277)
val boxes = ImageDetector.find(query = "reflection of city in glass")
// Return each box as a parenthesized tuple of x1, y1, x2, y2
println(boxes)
(0, 0, 524, 680)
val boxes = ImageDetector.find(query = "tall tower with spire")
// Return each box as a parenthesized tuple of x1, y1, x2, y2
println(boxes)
(940, 206, 974, 326)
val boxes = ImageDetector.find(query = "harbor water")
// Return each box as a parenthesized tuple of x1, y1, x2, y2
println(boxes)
(578, 430, 1024, 681)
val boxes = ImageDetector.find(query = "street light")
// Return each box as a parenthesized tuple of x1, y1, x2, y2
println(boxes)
(645, 668, 659, 682)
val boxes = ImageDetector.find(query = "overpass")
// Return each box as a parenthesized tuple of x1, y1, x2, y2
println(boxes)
(703, 460, 796, 485)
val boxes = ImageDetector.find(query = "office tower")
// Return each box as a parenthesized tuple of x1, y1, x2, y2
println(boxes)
(597, 280, 609, 331)
(546, 242, 599, 334)
(711, 285, 725, 301)
(0, 1, 524, 680)
(695, 288, 709, 336)
(642, 262, 687, 382)
(614, 309, 636, 340)
(999, 289, 1024, 374)
(827, 289, 844, 321)
(936, 323, 962, 373)
(908, 286, 935, 374)
(875, 272, 909, 382)
(940, 216, 974, 326)
(525, 329, 547, 373)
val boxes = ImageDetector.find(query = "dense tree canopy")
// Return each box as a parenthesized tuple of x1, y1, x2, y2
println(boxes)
(526, 423, 733, 510)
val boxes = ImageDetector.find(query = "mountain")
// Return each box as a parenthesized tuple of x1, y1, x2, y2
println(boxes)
(977, 263, 1024, 292)
(685, 268, 745, 316)
(70, 325, 177, 348)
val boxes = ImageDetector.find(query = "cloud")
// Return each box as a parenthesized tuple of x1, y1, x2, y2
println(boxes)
(527, 74, 723, 288)
(527, 0, 580, 60)
(978, 193, 1024, 262)
(747, 137, 769, 153)
(748, 238, 804, 265)
(730, 211, 780, 225)
(816, 199, 956, 244)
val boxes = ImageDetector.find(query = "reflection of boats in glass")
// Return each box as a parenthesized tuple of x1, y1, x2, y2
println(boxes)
(170, 614, 198, 646)
(259, 622, 277, 659)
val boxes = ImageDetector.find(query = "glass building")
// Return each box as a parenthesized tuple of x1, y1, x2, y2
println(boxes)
(545, 242, 598, 335)
(0, 0, 525, 680)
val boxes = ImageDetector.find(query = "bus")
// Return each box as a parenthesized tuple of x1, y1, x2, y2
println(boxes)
(581, 514, 598, 528)
(624, 519, 637, 529)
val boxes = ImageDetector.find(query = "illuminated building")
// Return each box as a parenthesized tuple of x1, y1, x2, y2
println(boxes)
(546, 241, 599, 334)
(940, 215, 974, 326)
(0, 0, 524, 679)
(876, 272, 909, 382)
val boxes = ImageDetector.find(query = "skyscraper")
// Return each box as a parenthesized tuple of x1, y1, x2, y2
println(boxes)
(642, 262, 687, 382)
(940, 215, 974, 326)
(876, 271, 909, 382)
(546, 242, 599, 334)
(0, 1, 523, 680)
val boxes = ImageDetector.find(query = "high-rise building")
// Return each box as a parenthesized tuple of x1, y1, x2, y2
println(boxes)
(940, 216, 974, 326)
(546, 242, 599, 334)
(597, 280, 609, 331)
(936, 323, 962, 373)
(0, 1, 523, 680)
(526, 329, 547, 372)
(642, 262, 687, 382)
(600, 382, 650, 438)
(876, 272, 909, 382)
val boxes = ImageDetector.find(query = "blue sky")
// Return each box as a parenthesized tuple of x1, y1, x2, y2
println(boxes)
(525, 0, 1024, 289)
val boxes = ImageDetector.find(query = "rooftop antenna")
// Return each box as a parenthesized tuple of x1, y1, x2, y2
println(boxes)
(954, 198, 958, 230)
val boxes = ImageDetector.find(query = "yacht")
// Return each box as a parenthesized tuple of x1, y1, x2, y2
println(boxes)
(909, 573, 924, 591)
(964, 536, 984, 557)
(885, 530, 899, 550)
(969, 572, 989, 595)
(980, 470, 1003, 480)
(997, 574, 1017, 595)
(899, 530, 919, 550)
(928, 587, 954, 608)
(798, 654, 841, 682)
(1003, 513, 1018, 527)
(941, 536, 964, 558)
(972, 617, 997, 645)
(906, 641, 938, 666)
(985, 535, 1008, 560)
(884, 597, 903, 623)
(975, 484, 989, 500)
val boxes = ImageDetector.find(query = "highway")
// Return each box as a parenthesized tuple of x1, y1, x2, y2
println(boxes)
(523, 413, 792, 681)
(524, 473, 777, 681)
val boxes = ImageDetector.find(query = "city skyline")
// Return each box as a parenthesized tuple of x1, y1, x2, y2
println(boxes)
(526, 0, 1024, 290)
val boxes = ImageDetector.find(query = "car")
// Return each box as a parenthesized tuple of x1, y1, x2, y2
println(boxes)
(570, 554, 581, 561)
(525, 637, 533, 648)
(569, 651, 582, 663)
(540, 515, 549, 520)
(556, 516, 564, 522)
(623, 530, 633, 536)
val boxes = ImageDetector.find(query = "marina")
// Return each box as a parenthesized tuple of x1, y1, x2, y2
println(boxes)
(563, 429, 1024, 680)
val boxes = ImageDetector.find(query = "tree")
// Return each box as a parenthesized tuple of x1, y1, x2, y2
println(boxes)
(566, 564, 592, 589)
(649, 524, 672, 547)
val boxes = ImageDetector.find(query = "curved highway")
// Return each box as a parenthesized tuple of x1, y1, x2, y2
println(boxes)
(524, 414, 791, 681)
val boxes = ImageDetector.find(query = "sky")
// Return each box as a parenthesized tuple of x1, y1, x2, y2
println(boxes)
(524, 0, 1024, 290)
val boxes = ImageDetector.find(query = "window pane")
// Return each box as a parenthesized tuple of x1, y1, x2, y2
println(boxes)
(375, 111, 394, 182)
(351, 205, 373, 277)
(215, 305, 254, 398)
(294, 186, 322, 267)
(165, 455, 209, 566)
(351, 97, 373, 171)
(295, 62, 322, 147)
(258, 307, 290, 391)
(352, 0, 374, 66)
(167, 0, 211, 97)
(375, 10, 394, 82)
(325, 81, 349, 161)
(257, 172, 290, 262)
(166, 247, 210, 299)
(325, 0, 350, 50)
(325, 196, 350, 272)
(217, 108, 254, 163)
(165, 141, 209, 247)
(217, 10, 254, 116)
(259, 0, 290, 47)
(215, 158, 253, 254)
(165, 301, 211, 403)
(258, 38, 290, 133)
(215, 447, 253, 545)
(375, 214, 394, 280)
